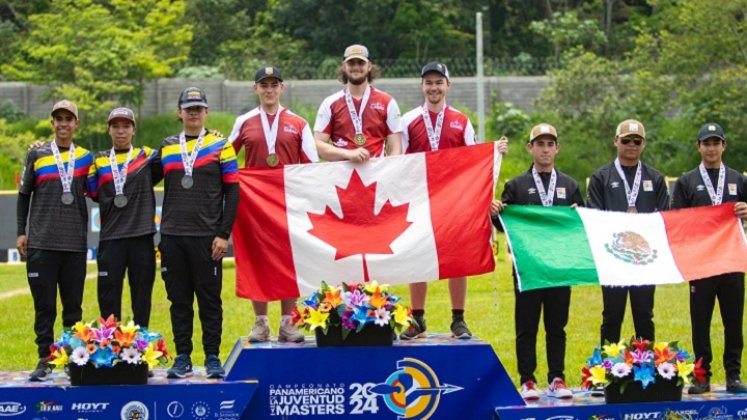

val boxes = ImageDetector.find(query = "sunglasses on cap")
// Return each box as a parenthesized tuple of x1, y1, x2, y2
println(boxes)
(620, 137, 643, 146)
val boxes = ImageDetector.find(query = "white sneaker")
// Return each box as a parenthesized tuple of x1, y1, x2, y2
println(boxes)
(546, 377, 573, 399)
(248, 320, 270, 342)
(278, 324, 305, 343)
(520, 380, 541, 401)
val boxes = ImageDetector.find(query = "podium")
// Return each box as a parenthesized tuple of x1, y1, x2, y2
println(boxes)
(225, 334, 523, 419)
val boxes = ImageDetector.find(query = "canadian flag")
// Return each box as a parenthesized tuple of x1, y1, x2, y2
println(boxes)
(233, 142, 501, 301)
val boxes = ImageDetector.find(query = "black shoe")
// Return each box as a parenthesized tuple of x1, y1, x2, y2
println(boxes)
(29, 358, 52, 382)
(450, 318, 472, 339)
(205, 354, 225, 379)
(727, 377, 747, 393)
(167, 354, 193, 379)
(399, 316, 426, 340)
(688, 380, 711, 395)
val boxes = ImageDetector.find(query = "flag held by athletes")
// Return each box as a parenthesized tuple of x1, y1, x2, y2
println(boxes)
(500, 204, 747, 292)
(234, 143, 501, 301)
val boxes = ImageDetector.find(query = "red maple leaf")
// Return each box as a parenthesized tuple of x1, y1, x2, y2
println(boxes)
(307, 170, 412, 281)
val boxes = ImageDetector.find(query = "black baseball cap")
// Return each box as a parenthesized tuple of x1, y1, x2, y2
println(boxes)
(255, 66, 283, 83)
(697, 122, 726, 142)
(107, 107, 136, 125)
(178, 87, 208, 109)
(421, 62, 450, 80)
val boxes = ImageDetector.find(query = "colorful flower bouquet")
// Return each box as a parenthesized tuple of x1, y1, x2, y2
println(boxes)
(48, 315, 170, 385)
(293, 281, 412, 347)
(582, 338, 706, 403)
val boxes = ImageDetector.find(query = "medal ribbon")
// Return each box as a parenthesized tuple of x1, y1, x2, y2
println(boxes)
(109, 146, 134, 197)
(179, 128, 206, 177)
(699, 162, 725, 205)
(344, 86, 370, 139)
(421, 104, 446, 151)
(51, 140, 76, 193)
(614, 158, 642, 208)
(531, 166, 557, 207)
(260, 106, 284, 155)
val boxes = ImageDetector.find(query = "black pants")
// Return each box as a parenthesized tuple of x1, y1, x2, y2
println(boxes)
(160, 235, 222, 356)
(97, 234, 156, 327)
(514, 275, 571, 384)
(26, 248, 86, 358)
(600, 285, 655, 345)
(690, 272, 744, 380)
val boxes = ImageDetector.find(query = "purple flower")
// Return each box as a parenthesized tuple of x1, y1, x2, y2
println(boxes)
(344, 289, 369, 308)
(135, 339, 149, 351)
(602, 360, 613, 369)
(341, 312, 357, 330)
(632, 349, 654, 364)
(92, 326, 115, 343)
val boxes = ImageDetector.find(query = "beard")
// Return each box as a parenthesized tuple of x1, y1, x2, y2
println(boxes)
(346, 72, 368, 85)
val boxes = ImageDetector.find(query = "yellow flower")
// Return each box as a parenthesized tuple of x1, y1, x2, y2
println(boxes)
(393, 305, 410, 326)
(143, 344, 163, 369)
(49, 347, 68, 368)
(369, 289, 387, 309)
(324, 288, 343, 308)
(120, 320, 139, 335)
(364, 281, 380, 294)
(603, 340, 625, 358)
(677, 360, 694, 385)
(306, 306, 330, 331)
(72, 321, 88, 334)
(590, 365, 608, 385)
(653, 342, 669, 352)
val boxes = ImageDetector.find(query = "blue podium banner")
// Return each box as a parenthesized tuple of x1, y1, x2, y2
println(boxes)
(224, 334, 523, 419)
(0, 371, 257, 420)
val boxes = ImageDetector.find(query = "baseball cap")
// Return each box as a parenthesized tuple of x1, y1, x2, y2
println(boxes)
(616, 119, 646, 139)
(344, 44, 369, 62)
(51, 100, 79, 119)
(421, 62, 450, 80)
(529, 123, 558, 142)
(697, 122, 726, 142)
(178, 87, 208, 109)
(255, 66, 283, 83)
(107, 107, 136, 125)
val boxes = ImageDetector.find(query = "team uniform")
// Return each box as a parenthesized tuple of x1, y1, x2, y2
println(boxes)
(86, 146, 162, 327)
(159, 130, 239, 357)
(401, 104, 476, 152)
(495, 167, 584, 388)
(17, 142, 93, 358)
(229, 107, 319, 167)
(314, 86, 402, 157)
(587, 161, 669, 344)
(671, 165, 747, 383)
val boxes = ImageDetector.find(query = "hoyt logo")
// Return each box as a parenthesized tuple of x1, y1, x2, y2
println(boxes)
(0, 402, 26, 416)
(71, 402, 110, 412)
(624, 412, 661, 420)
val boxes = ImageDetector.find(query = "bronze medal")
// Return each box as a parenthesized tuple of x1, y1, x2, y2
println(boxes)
(627, 206, 638, 213)
(266, 153, 280, 167)
(354, 133, 366, 146)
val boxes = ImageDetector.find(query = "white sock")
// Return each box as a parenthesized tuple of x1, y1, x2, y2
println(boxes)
(280, 315, 292, 327)
(255, 315, 269, 326)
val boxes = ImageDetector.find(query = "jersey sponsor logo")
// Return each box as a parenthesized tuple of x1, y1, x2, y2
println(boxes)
(369, 102, 385, 111)
(99, 271, 108, 277)
(729, 183, 737, 195)
(610, 181, 620, 189)
(283, 124, 299, 135)
(556, 187, 566, 199)
(333, 139, 348, 147)
(696, 185, 705, 191)
(643, 180, 653, 191)
(449, 121, 464, 130)
(28, 272, 39, 278)
(527, 187, 537, 195)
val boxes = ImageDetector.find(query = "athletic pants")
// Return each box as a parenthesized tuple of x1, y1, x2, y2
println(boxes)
(690, 272, 744, 380)
(600, 285, 655, 345)
(160, 235, 222, 356)
(97, 234, 156, 327)
(26, 248, 86, 358)
(514, 274, 571, 384)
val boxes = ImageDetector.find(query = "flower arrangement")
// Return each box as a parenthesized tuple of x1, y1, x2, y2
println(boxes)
(582, 338, 706, 393)
(48, 315, 170, 371)
(293, 281, 412, 339)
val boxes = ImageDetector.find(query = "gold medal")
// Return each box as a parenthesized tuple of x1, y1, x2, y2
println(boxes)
(627, 206, 638, 213)
(354, 133, 366, 146)
(266, 153, 279, 167)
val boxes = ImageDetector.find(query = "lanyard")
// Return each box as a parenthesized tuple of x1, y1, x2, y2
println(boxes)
(531, 166, 557, 207)
(178, 128, 206, 176)
(421, 104, 446, 151)
(699, 162, 725, 205)
(50, 140, 75, 193)
(614, 158, 642, 208)
(109, 146, 134, 196)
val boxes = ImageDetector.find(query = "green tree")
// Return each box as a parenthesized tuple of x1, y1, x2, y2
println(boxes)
(1, 0, 191, 149)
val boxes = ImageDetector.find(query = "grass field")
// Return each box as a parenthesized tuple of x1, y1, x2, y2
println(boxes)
(0, 237, 739, 388)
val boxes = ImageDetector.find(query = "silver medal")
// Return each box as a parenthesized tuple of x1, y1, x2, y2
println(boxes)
(61, 191, 74, 205)
(181, 175, 194, 189)
(113, 195, 128, 208)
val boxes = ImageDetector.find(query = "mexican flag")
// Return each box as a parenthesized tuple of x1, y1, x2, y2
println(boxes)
(500, 204, 747, 292)
(233, 143, 501, 301)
